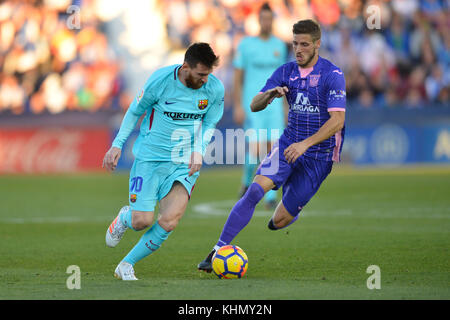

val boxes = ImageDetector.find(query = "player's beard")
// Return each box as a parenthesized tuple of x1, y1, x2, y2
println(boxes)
(297, 48, 316, 68)
(185, 72, 203, 89)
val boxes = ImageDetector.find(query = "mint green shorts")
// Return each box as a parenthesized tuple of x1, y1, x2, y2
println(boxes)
(244, 106, 284, 143)
(128, 159, 199, 212)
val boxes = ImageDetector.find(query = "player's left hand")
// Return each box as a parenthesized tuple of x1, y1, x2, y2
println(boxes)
(188, 151, 203, 176)
(284, 141, 309, 164)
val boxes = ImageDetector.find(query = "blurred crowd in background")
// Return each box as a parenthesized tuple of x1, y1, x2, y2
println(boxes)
(163, 0, 449, 109)
(0, 0, 127, 115)
(0, 0, 448, 115)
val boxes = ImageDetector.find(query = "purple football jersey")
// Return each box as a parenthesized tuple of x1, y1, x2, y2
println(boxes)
(260, 56, 346, 162)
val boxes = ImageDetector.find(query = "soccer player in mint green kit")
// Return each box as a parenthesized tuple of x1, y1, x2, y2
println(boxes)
(233, 3, 288, 209)
(103, 43, 224, 280)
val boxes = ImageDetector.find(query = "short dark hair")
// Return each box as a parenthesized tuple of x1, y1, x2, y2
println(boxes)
(259, 2, 273, 15)
(184, 42, 219, 69)
(292, 19, 321, 42)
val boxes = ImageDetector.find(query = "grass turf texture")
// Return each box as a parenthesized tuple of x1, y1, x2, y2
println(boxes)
(0, 166, 449, 300)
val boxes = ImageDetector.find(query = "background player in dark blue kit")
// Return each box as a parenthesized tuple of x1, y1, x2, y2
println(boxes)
(198, 19, 346, 272)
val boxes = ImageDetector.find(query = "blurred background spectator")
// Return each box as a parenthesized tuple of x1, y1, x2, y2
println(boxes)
(0, 0, 448, 116)
(0, 0, 126, 115)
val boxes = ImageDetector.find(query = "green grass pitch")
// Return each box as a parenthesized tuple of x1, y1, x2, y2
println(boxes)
(0, 165, 449, 300)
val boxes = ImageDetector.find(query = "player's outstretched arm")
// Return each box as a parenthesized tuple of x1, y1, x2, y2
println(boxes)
(250, 86, 288, 112)
(102, 107, 143, 172)
(103, 86, 151, 172)
(102, 146, 122, 172)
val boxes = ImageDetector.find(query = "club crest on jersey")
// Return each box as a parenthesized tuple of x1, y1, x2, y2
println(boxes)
(198, 99, 208, 110)
(130, 194, 137, 203)
(309, 74, 320, 87)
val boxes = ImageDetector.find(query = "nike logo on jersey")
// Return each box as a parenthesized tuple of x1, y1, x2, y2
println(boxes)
(333, 70, 343, 75)
(165, 101, 176, 105)
(289, 76, 299, 81)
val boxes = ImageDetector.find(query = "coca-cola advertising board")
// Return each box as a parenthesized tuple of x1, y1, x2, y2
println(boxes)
(0, 128, 109, 173)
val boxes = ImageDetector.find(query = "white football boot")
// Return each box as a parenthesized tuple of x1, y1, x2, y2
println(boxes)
(105, 206, 129, 248)
(114, 261, 138, 281)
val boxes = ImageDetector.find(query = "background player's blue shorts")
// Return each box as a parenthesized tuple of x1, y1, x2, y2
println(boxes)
(128, 159, 199, 212)
(255, 135, 333, 217)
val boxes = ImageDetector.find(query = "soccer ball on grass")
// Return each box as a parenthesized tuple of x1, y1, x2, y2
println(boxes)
(212, 245, 248, 279)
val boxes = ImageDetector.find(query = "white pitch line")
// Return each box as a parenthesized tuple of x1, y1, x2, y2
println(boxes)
(1, 203, 448, 224)
(192, 200, 273, 217)
(191, 200, 450, 219)
(0, 216, 112, 224)
(191, 200, 354, 217)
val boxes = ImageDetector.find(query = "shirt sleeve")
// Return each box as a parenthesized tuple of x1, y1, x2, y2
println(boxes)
(259, 64, 286, 93)
(326, 69, 346, 111)
(232, 38, 245, 70)
(194, 82, 225, 156)
(111, 79, 157, 149)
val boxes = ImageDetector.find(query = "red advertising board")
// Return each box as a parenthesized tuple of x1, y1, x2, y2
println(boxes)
(0, 128, 109, 173)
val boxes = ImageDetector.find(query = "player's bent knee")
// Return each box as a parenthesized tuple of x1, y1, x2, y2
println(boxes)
(158, 210, 184, 232)
(132, 219, 151, 231)
(131, 211, 154, 231)
(158, 218, 178, 232)
(252, 175, 276, 193)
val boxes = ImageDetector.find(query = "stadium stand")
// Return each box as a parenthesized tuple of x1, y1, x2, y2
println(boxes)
(0, 0, 447, 116)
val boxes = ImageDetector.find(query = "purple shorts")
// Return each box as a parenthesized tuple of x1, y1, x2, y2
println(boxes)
(255, 135, 333, 217)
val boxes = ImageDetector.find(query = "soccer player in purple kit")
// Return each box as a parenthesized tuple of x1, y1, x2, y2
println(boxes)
(198, 19, 346, 272)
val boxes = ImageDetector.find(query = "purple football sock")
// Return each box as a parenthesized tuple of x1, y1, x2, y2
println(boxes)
(216, 183, 265, 247)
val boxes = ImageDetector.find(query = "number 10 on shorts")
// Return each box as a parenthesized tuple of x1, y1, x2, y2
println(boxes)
(130, 176, 143, 192)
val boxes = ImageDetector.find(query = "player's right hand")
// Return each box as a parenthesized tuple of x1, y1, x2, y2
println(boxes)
(267, 86, 289, 103)
(188, 151, 203, 177)
(102, 146, 121, 172)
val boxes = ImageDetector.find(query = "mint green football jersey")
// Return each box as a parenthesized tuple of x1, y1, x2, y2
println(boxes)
(112, 64, 225, 162)
(233, 35, 288, 115)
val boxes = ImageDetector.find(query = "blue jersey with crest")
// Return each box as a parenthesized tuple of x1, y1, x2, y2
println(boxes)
(260, 56, 346, 162)
(112, 64, 225, 162)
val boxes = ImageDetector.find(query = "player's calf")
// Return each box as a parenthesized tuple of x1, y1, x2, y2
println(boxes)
(267, 201, 298, 230)
(268, 215, 298, 230)
(158, 203, 186, 232)
(158, 182, 189, 232)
